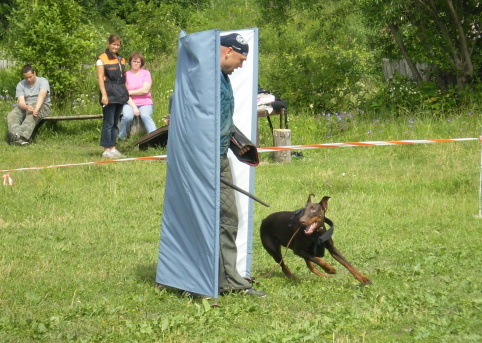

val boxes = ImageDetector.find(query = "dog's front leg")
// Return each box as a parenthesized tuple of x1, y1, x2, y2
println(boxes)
(292, 246, 335, 278)
(303, 258, 334, 278)
(324, 240, 372, 285)
(314, 257, 337, 274)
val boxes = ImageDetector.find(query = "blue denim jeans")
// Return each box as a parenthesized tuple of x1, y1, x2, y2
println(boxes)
(119, 104, 156, 140)
(100, 103, 123, 148)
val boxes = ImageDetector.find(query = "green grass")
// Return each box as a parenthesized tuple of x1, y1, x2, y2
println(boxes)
(0, 99, 481, 342)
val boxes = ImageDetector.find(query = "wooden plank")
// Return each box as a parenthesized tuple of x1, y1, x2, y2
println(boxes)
(42, 114, 103, 121)
(31, 114, 103, 141)
(134, 125, 169, 150)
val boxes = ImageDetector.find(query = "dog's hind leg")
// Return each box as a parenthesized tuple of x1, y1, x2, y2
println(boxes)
(261, 235, 297, 279)
(280, 261, 297, 279)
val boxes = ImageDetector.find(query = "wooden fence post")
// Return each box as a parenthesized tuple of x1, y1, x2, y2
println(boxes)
(273, 129, 291, 163)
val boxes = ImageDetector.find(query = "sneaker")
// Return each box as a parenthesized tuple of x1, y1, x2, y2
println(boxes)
(111, 149, 126, 158)
(7, 132, 19, 145)
(243, 288, 266, 297)
(11, 137, 29, 146)
(181, 290, 212, 299)
(101, 150, 116, 159)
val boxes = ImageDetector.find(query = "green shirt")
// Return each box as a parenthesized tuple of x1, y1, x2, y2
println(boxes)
(220, 71, 234, 155)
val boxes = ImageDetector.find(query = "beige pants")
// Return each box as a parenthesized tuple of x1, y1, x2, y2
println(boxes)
(218, 155, 251, 292)
(6, 103, 51, 140)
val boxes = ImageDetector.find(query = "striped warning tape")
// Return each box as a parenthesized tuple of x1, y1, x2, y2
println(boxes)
(1, 137, 481, 185)
(257, 137, 480, 153)
(1, 155, 166, 174)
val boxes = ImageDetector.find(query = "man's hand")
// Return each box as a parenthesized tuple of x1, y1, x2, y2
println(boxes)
(26, 105, 35, 115)
(239, 146, 250, 156)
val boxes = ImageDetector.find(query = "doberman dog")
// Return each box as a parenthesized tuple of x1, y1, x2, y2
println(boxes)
(260, 194, 371, 285)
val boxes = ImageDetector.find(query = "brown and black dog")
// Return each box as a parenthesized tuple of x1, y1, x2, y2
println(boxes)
(260, 194, 371, 285)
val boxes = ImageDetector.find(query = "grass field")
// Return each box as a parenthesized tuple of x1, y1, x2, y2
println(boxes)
(0, 102, 481, 342)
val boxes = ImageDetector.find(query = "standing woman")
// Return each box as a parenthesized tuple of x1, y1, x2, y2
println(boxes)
(119, 52, 156, 140)
(96, 34, 129, 158)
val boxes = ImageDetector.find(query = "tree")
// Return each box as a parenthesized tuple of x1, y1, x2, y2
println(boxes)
(359, 0, 482, 91)
(7, 0, 100, 101)
(255, 0, 377, 112)
(0, 0, 14, 41)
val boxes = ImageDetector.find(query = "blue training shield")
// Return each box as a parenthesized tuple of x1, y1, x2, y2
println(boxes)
(156, 28, 258, 298)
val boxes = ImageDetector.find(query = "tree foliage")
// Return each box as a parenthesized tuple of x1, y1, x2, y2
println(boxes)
(6, 0, 100, 99)
(256, 0, 376, 112)
(104, 1, 210, 60)
(107, 2, 179, 61)
(0, 0, 14, 40)
(359, 0, 482, 91)
(1, 0, 481, 111)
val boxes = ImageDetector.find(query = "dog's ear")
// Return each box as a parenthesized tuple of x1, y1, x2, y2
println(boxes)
(306, 193, 316, 204)
(320, 196, 330, 212)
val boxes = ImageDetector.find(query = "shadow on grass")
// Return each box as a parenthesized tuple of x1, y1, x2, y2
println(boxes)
(135, 262, 157, 285)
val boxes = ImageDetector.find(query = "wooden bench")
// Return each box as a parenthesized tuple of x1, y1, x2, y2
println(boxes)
(31, 114, 103, 140)
(41, 114, 103, 122)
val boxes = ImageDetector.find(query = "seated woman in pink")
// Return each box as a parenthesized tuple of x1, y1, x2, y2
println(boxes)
(119, 52, 156, 139)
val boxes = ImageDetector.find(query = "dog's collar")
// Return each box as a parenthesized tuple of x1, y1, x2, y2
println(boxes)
(319, 217, 334, 241)
(312, 217, 335, 257)
(288, 208, 304, 230)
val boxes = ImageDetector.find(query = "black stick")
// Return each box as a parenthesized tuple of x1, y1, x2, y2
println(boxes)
(221, 179, 270, 207)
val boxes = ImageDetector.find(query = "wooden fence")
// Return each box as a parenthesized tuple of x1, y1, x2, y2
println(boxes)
(382, 58, 432, 82)
(0, 60, 16, 69)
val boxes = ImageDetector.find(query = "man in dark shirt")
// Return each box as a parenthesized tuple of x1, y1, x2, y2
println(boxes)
(218, 33, 265, 297)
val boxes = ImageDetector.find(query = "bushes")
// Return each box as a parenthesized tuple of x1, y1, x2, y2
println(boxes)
(2, 0, 481, 114)
(6, 0, 100, 101)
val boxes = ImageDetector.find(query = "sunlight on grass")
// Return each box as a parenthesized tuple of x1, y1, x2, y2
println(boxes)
(0, 96, 481, 341)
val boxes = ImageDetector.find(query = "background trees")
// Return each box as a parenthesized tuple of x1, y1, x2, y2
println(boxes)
(359, 0, 481, 92)
(6, 0, 100, 98)
(256, 1, 377, 112)
(1, 0, 480, 113)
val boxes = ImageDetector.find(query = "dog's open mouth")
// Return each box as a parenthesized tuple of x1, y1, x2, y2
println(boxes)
(304, 222, 320, 235)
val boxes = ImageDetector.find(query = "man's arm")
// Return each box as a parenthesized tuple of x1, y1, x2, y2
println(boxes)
(32, 89, 48, 116)
(16, 95, 28, 111)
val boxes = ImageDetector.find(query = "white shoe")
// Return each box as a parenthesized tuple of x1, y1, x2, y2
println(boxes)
(111, 149, 126, 158)
(102, 150, 116, 158)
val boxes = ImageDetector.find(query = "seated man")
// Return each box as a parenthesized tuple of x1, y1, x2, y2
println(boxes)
(6, 64, 51, 145)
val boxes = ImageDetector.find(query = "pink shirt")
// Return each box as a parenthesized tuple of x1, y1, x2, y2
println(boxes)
(126, 69, 153, 106)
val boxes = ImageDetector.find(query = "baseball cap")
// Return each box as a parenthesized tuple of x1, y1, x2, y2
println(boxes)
(220, 33, 249, 56)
